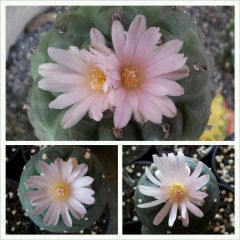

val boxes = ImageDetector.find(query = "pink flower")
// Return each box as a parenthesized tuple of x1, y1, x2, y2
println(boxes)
(111, 15, 189, 129)
(38, 28, 114, 129)
(23, 158, 95, 227)
(137, 152, 209, 227)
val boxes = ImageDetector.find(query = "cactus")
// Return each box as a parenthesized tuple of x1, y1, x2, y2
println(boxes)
(29, 6, 212, 140)
(18, 146, 108, 233)
(134, 152, 220, 234)
(224, 18, 234, 73)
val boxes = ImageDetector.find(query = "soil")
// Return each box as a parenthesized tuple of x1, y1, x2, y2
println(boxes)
(6, 179, 32, 234)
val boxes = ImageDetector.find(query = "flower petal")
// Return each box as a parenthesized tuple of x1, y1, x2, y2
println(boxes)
(160, 65, 189, 81)
(138, 185, 164, 199)
(134, 27, 161, 62)
(72, 176, 94, 188)
(168, 202, 178, 227)
(38, 78, 77, 93)
(68, 197, 87, 215)
(90, 27, 106, 45)
(44, 203, 60, 226)
(114, 95, 132, 129)
(60, 203, 72, 227)
(112, 20, 126, 59)
(188, 190, 208, 199)
(38, 63, 75, 76)
(128, 15, 146, 39)
(73, 193, 95, 205)
(25, 176, 48, 189)
(89, 95, 104, 121)
(145, 54, 187, 77)
(145, 167, 162, 186)
(61, 96, 94, 129)
(153, 200, 172, 225)
(48, 47, 88, 75)
(182, 210, 189, 227)
(180, 200, 187, 219)
(142, 79, 184, 97)
(49, 89, 91, 109)
(137, 91, 162, 124)
(189, 161, 203, 181)
(185, 199, 204, 218)
(146, 39, 183, 66)
(32, 197, 51, 216)
(190, 174, 209, 190)
(138, 198, 166, 208)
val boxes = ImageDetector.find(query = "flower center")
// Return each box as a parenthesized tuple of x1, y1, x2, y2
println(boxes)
(121, 66, 141, 89)
(168, 183, 187, 200)
(89, 67, 106, 91)
(51, 182, 71, 201)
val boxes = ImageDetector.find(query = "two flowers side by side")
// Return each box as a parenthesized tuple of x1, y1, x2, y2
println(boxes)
(38, 15, 189, 130)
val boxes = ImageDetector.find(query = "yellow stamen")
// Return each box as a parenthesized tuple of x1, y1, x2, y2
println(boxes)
(50, 182, 71, 201)
(121, 66, 141, 89)
(89, 67, 106, 91)
(168, 183, 187, 200)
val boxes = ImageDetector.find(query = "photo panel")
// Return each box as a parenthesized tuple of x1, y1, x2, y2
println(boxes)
(6, 145, 118, 235)
(1, 1, 239, 240)
(5, 5, 234, 141)
(122, 145, 235, 235)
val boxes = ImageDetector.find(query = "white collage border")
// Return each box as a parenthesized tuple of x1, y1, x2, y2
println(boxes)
(0, 1, 239, 240)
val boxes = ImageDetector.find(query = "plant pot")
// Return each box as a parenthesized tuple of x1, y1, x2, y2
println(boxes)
(123, 160, 152, 234)
(6, 178, 33, 234)
(6, 147, 25, 182)
(21, 145, 46, 162)
(155, 145, 214, 166)
(123, 146, 152, 164)
(6, 146, 21, 163)
(211, 145, 234, 188)
(208, 182, 234, 234)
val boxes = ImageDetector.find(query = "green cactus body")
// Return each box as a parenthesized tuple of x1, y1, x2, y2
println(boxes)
(224, 19, 234, 73)
(29, 6, 212, 140)
(134, 157, 220, 234)
(18, 146, 108, 233)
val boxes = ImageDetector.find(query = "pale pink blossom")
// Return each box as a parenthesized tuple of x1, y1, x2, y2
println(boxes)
(23, 158, 95, 227)
(38, 28, 114, 129)
(110, 15, 189, 129)
(137, 152, 209, 227)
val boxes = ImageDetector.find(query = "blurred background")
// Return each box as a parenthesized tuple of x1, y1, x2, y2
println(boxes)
(6, 6, 234, 140)
(122, 145, 235, 234)
(6, 145, 118, 234)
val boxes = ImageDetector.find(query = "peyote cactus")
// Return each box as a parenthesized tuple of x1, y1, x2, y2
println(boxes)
(28, 6, 212, 140)
(18, 146, 108, 233)
(224, 18, 234, 73)
(134, 152, 220, 234)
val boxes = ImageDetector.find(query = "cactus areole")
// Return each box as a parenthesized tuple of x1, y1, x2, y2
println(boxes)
(134, 152, 220, 234)
(29, 6, 212, 140)
(18, 146, 108, 233)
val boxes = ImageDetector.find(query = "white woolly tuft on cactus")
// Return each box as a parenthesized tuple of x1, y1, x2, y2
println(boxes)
(23, 158, 95, 227)
(137, 151, 209, 227)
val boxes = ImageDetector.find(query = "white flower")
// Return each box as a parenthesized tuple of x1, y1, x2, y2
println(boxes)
(38, 28, 115, 129)
(137, 152, 209, 227)
(23, 158, 95, 227)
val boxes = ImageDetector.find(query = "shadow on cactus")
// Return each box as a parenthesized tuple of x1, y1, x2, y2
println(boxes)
(29, 6, 213, 140)
(134, 151, 220, 234)
(18, 146, 108, 233)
